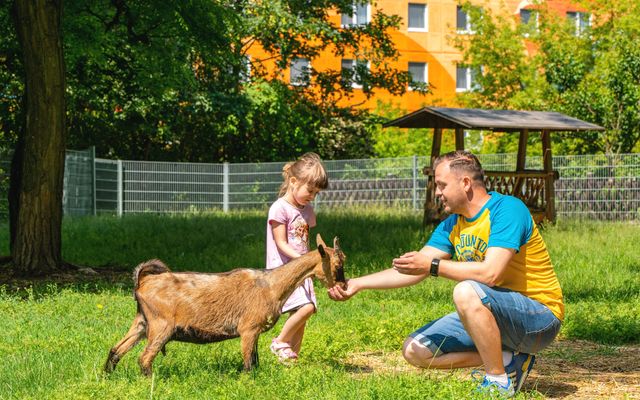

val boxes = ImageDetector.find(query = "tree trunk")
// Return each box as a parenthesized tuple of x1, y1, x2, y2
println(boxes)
(9, 0, 67, 276)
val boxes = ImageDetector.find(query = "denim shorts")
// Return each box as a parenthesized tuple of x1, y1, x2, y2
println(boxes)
(409, 280, 562, 356)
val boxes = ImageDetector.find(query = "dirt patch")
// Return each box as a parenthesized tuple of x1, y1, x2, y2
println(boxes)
(344, 340, 640, 399)
(532, 340, 640, 399)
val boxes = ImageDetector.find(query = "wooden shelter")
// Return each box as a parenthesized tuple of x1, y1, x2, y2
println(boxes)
(383, 107, 605, 224)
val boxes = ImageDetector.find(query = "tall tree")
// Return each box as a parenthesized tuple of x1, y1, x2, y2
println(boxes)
(453, 0, 640, 154)
(9, 0, 67, 276)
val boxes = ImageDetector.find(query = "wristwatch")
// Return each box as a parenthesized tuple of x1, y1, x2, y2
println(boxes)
(430, 258, 440, 277)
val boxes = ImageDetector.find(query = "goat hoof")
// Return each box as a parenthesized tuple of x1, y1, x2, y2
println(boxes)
(104, 362, 114, 374)
(104, 353, 119, 374)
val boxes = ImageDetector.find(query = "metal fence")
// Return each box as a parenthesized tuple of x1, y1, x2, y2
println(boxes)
(93, 156, 427, 213)
(0, 149, 638, 220)
(0, 148, 97, 218)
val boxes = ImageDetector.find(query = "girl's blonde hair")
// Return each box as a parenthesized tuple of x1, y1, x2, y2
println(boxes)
(278, 152, 329, 197)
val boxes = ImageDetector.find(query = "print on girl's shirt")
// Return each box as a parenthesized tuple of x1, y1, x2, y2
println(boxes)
(289, 215, 309, 248)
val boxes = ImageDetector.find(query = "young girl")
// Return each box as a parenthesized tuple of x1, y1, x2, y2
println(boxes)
(266, 152, 329, 361)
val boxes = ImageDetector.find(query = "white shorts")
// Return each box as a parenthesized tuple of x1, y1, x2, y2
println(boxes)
(282, 277, 317, 313)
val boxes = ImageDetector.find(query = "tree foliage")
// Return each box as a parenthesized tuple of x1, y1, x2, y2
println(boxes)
(1, 0, 417, 162)
(453, 0, 640, 154)
(0, 5, 21, 149)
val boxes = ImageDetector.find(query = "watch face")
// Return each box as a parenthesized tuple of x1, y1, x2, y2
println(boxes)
(430, 259, 439, 276)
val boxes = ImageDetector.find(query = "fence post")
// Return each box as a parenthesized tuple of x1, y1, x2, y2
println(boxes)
(117, 160, 123, 217)
(412, 155, 418, 210)
(91, 146, 96, 216)
(223, 162, 229, 212)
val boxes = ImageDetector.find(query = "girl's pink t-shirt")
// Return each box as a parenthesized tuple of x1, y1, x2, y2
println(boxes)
(266, 197, 316, 269)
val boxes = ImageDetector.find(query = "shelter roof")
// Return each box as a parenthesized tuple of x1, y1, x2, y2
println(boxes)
(383, 107, 605, 132)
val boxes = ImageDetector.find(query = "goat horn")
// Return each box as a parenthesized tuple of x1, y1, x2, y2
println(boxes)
(333, 237, 340, 252)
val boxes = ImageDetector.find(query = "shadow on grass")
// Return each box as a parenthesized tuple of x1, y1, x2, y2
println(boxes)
(0, 264, 134, 299)
(326, 360, 375, 374)
(101, 340, 250, 381)
(528, 380, 578, 399)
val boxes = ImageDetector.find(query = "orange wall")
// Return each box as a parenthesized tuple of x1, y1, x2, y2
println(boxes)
(246, 0, 583, 113)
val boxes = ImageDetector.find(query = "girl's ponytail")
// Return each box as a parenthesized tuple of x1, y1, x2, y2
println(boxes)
(278, 162, 294, 197)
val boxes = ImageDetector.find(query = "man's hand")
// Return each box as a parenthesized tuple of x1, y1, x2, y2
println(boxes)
(392, 251, 431, 276)
(327, 279, 358, 301)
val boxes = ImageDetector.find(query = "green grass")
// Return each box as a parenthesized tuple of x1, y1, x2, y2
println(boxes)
(0, 210, 638, 399)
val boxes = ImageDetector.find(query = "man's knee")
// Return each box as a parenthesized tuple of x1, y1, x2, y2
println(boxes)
(452, 281, 483, 312)
(402, 337, 435, 368)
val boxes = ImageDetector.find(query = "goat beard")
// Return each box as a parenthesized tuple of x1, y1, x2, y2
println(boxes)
(336, 267, 346, 285)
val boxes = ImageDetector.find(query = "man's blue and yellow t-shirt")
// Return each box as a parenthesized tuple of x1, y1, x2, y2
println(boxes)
(427, 192, 564, 321)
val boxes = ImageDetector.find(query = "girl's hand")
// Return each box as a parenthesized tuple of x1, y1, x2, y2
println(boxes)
(272, 222, 301, 259)
(327, 279, 357, 301)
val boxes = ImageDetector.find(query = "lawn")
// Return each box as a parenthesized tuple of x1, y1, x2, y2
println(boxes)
(0, 209, 638, 399)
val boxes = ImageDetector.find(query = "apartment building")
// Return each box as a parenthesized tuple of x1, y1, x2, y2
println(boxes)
(247, 1, 589, 112)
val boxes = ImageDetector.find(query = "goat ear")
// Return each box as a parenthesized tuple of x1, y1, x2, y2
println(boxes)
(316, 234, 326, 248)
(318, 244, 327, 258)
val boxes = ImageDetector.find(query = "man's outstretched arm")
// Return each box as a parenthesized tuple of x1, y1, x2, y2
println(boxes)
(328, 246, 450, 301)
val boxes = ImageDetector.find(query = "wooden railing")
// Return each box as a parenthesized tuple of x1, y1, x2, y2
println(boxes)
(422, 168, 559, 224)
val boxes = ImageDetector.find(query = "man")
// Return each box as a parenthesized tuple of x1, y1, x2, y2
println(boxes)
(328, 150, 563, 397)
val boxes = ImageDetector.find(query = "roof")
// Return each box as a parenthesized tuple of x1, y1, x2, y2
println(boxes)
(383, 107, 605, 132)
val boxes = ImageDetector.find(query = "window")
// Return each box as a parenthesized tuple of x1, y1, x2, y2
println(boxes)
(566, 11, 590, 36)
(408, 3, 428, 31)
(341, 2, 370, 27)
(341, 59, 370, 89)
(456, 5, 473, 33)
(408, 62, 428, 90)
(520, 9, 539, 36)
(240, 56, 251, 83)
(456, 65, 480, 92)
(290, 58, 310, 86)
(229, 56, 251, 83)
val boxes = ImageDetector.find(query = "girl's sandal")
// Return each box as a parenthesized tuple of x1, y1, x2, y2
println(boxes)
(270, 339, 298, 362)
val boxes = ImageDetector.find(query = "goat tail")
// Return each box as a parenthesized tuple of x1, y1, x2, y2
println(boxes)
(132, 259, 171, 296)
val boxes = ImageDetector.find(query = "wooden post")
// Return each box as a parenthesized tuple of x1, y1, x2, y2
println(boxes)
(424, 128, 443, 226)
(516, 129, 528, 171)
(514, 129, 528, 196)
(541, 129, 556, 222)
(431, 127, 443, 166)
(455, 128, 465, 151)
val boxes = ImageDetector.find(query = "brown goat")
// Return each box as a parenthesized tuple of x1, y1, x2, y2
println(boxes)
(104, 234, 345, 375)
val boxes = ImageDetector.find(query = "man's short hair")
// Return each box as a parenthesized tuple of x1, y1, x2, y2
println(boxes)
(433, 150, 485, 184)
